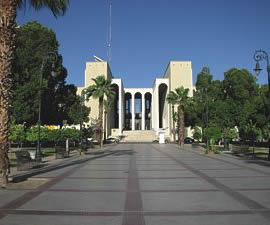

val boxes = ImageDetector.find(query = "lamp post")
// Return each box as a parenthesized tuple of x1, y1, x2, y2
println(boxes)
(203, 88, 209, 154)
(253, 49, 270, 161)
(36, 52, 57, 160)
(80, 89, 86, 151)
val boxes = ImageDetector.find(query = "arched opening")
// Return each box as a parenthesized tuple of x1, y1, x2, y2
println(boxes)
(124, 92, 132, 130)
(144, 92, 152, 130)
(158, 83, 168, 129)
(110, 84, 119, 129)
(135, 92, 142, 130)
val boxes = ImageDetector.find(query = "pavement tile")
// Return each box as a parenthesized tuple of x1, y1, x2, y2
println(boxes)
(3, 144, 270, 225)
(0, 215, 122, 225)
(142, 192, 249, 212)
(81, 164, 129, 170)
(50, 178, 127, 191)
(0, 190, 29, 208)
(201, 169, 267, 178)
(240, 190, 270, 208)
(32, 165, 78, 178)
(19, 191, 125, 212)
(216, 177, 270, 189)
(138, 170, 197, 178)
(144, 215, 270, 225)
(136, 164, 185, 170)
(140, 178, 217, 191)
(71, 170, 129, 178)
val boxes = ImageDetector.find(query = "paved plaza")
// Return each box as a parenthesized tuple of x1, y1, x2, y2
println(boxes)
(1, 144, 270, 225)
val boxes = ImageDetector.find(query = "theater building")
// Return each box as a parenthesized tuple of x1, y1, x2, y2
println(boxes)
(77, 59, 193, 142)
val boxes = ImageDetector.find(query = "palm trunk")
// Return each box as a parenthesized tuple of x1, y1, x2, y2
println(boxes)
(172, 105, 176, 143)
(104, 111, 107, 141)
(180, 105, 185, 148)
(178, 105, 181, 146)
(98, 97, 104, 147)
(0, 0, 17, 187)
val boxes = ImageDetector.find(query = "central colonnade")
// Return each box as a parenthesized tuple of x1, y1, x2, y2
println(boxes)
(124, 89, 153, 131)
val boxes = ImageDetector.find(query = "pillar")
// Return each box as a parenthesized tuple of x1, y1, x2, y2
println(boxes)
(142, 93, 145, 130)
(131, 93, 135, 130)
(118, 85, 122, 135)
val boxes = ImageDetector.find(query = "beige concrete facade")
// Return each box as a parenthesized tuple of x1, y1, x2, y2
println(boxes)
(78, 59, 193, 141)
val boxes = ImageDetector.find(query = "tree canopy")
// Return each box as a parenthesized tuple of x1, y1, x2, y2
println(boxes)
(11, 21, 88, 127)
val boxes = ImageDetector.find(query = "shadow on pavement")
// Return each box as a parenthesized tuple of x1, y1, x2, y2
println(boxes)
(11, 148, 135, 182)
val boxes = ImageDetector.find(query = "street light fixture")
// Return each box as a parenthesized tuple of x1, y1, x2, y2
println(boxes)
(36, 52, 58, 160)
(253, 49, 270, 160)
(253, 49, 270, 91)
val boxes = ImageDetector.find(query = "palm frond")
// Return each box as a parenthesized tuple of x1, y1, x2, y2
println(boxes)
(18, 0, 69, 17)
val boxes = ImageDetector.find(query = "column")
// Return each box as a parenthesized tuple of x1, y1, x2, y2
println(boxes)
(142, 93, 145, 130)
(118, 85, 122, 135)
(131, 93, 135, 130)
(156, 85, 159, 131)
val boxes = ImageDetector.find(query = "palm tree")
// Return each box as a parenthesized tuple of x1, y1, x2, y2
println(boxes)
(167, 87, 190, 147)
(85, 75, 115, 147)
(103, 99, 113, 141)
(167, 92, 178, 143)
(0, 0, 69, 188)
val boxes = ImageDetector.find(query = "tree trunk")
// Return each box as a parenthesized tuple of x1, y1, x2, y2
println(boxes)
(177, 105, 181, 146)
(98, 97, 104, 147)
(0, 0, 17, 187)
(172, 105, 176, 143)
(104, 111, 107, 141)
(180, 105, 185, 148)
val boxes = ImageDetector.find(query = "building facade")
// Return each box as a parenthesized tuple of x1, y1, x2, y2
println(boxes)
(77, 60, 193, 141)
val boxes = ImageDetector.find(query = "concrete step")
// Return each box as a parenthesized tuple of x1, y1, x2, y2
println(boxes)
(121, 130, 157, 142)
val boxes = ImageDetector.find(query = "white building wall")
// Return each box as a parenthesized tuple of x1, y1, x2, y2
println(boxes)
(79, 59, 194, 140)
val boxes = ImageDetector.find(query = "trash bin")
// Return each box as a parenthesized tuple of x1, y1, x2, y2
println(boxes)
(159, 131, 165, 144)
(224, 138, 230, 151)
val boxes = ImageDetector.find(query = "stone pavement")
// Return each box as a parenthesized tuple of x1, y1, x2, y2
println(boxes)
(0, 143, 270, 225)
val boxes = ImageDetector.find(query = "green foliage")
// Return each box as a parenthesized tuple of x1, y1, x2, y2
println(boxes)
(206, 125, 222, 143)
(12, 21, 79, 126)
(9, 123, 26, 145)
(191, 66, 269, 144)
(241, 123, 261, 142)
(26, 126, 52, 143)
(192, 126, 202, 141)
(85, 75, 116, 146)
(222, 128, 238, 139)
(68, 96, 90, 125)
(167, 86, 190, 146)
(196, 67, 212, 90)
(57, 128, 81, 142)
(25, 126, 82, 144)
(85, 75, 116, 102)
(17, 0, 69, 17)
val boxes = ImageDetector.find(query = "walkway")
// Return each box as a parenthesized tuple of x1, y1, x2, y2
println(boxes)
(1, 144, 270, 225)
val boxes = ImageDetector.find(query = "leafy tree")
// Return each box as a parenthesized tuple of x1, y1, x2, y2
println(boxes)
(56, 128, 80, 143)
(12, 21, 78, 127)
(222, 127, 238, 140)
(192, 126, 202, 141)
(167, 87, 190, 147)
(223, 68, 259, 138)
(0, 0, 69, 187)
(9, 122, 26, 148)
(26, 126, 52, 143)
(68, 95, 90, 125)
(85, 75, 116, 147)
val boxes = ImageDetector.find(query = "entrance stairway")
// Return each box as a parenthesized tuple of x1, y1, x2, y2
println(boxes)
(120, 130, 157, 143)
